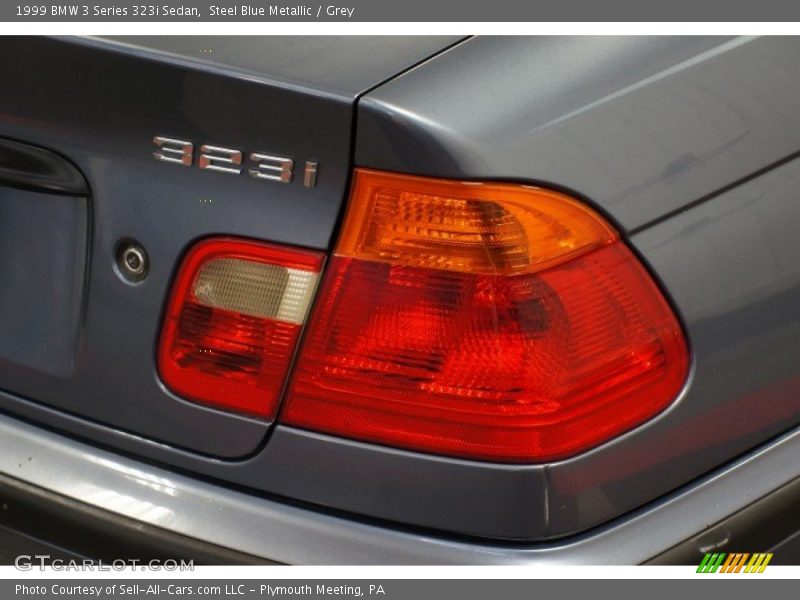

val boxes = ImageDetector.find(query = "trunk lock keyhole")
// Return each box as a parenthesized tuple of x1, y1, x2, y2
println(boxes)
(115, 240, 149, 283)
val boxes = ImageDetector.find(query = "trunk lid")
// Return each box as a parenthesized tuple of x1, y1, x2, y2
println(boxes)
(0, 35, 461, 457)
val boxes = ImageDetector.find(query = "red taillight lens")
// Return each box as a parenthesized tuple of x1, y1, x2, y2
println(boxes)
(281, 169, 688, 462)
(158, 238, 324, 418)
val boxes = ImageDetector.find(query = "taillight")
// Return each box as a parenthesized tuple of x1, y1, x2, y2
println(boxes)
(281, 169, 688, 462)
(158, 238, 323, 418)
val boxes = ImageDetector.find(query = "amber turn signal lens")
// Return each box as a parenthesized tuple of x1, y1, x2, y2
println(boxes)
(336, 169, 618, 275)
(281, 169, 688, 462)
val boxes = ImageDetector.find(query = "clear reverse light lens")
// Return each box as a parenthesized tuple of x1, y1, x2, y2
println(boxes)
(158, 238, 324, 418)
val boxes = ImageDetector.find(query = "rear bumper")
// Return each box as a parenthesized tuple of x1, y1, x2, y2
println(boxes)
(1, 412, 800, 564)
(0, 472, 262, 565)
(647, 476, 800, 565)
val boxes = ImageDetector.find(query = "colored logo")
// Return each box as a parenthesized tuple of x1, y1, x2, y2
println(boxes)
(697, 552, 773, 573)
